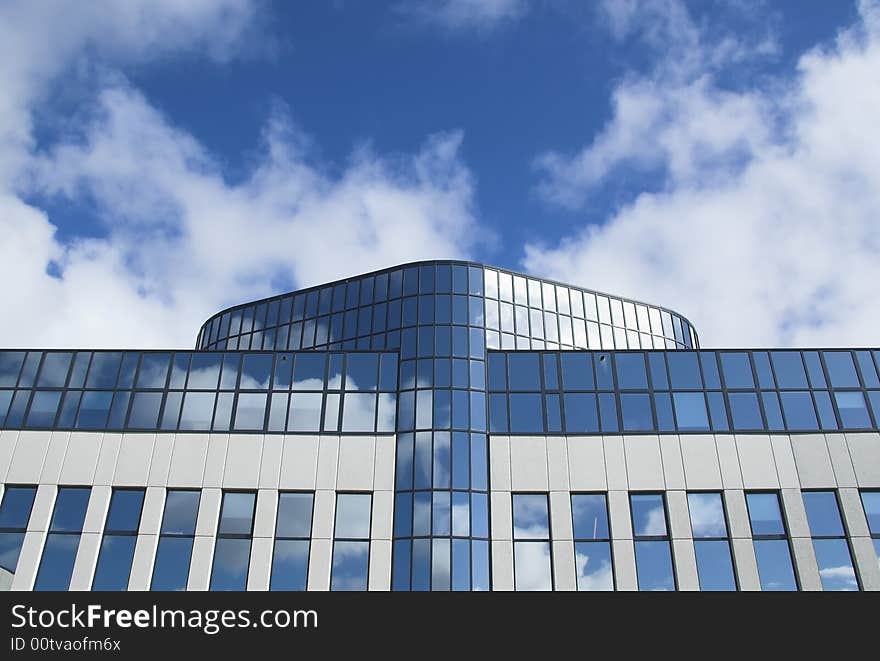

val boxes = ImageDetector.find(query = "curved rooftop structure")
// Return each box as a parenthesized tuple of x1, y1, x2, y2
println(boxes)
(195, 260, 699, 353)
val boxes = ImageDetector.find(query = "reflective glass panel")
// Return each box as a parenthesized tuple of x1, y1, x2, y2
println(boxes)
(512, 494, 549, 539)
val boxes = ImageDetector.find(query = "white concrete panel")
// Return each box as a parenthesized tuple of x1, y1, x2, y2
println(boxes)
(195, 488, 222, 537)
(724, 490, 752, 539)
(307, 538, 332, 591)
(546, 436, 569, 491)
(715, 435, 743, 489)
(7, 431, 51, 483)
(770, 435, 800, 489)
(280, 435, 319, 490)
(509, 436, 549, 491)
(27, 485, 56, 532)
(611, 539, 637, 591)
(549, 491, 573, 541)
(659, 435, 685, 490)
(60, 432, 101, 485)
(666, 490, 692, 539)
(139, 487, 165, 536)
(128, 534, 159, 591)
(223, 435, 263, 488)
(566, 436, 606, 491)
(791, 434, 835, 488)
(851, 537, 880, 591)
(491, 540, 514, 591)
(730, 538, 761, 591)
(603, 436, 628, 490)
(93, 433, 121, 486)
(167, 434, 208, 487)
(10, 531, 45, 590)
(0, 430, 18, 482)
(489, 435, 511, 491)
(258, 435, 283, 489)
(202, 434, 228, 488)
(373, 436, 396, 491)
(337, 436, 375, 491)
(735, 435, 779, 489)
(827, 434, 857, 487)
(113, 434, 155, 486)
(147, 434, 174, 486)
(368, 539, 392, 591)
(672, 538, 699, 591)
(68, 532, 101, 590)
(790, 537, 821, 591)
(247, 537, 273, 591)
(42, 432, 72, 484)
(371, 490, 394, 541)
(781, 488, 811, 538)
(81, 485, 111, 534)
(311, 490, 336, 539)
(552, 540, 576, 591)
(845, 432, 880, 487)
(680, 435, 722, 490)
(607, 490, 632, 540)
(187, 536, 215, 591)
(624, 435, 664, 490)
(837, 488, 870, 537)
(491, 491, 512, 541)
(253, 489, 279, 538)
(315, 436, 340, 490)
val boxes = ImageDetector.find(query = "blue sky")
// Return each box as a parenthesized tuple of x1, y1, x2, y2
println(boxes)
(2, 0, 879, 348)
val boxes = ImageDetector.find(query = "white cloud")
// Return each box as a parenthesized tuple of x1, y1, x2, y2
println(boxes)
(529, 0, 880, 347)
(1, 1, 482, 349)
(396, 0, 529, 32)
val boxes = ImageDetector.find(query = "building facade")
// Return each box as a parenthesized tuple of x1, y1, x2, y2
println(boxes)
(1, 260, 878, 591)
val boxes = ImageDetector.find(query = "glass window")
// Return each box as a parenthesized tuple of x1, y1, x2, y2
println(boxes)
(835, 391, 871, 428)
(86, 353, 122, 388)
(509, 393, 543, 433)
(803, 491, 857, 591)
(823, 352, 860, 388)
(0, 352, 25, 387)
(178, 392, 215, 430)
(233, 393, 266, 430)
(720, 352, 753, 388)
(687, 493, 736, 591)
(780, 391, 818, 431)
(621, 393, 653, 431)
(770, 352, 808, 389)
(331, 493, 371, 591)
(563, 393, 599, 433)
(272, 492, 314, 591)
(211, 492, 256, 591)
(560, 353, 594, 390)
(667, 353, 702, 389)
(92, 489, 144, 591)
(615, 353, 647, 389)
(37, 352, 72, 388)
(341, 393, 376, 432)
(631, 494, 674, 591)
(746, 492, 797, 591)
(292, 354, 325, 390)
(25, 391, 61, 428)
(35, 487, 91, 590)
(513, 494, 552, 591)
(508, 353, 540, 391)
(729, 392, 763, 430)
(672, 392, 709, 431)
(0, 486, 37, 574)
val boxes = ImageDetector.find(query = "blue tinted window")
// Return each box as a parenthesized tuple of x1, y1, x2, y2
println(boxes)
(37, 353, 72, 388)
(25, 391, 61, 428)
(753, 539, 797, 591)
(653, 393, 675, 431)
(615, 353, 647, 389)
(823, 352, 859, 387)
(542, 354, 559, 389)
(762, 391, 784, 430)
(161, 491, 200, 535)
(218, 492, 256, 536)
(700, 352, 721, 389)
(50, 488, 90, 532)
(771, 352, 808, 388)
(210, 538, 251, 591)
(563, 393, 599, 433)
(813, 539, 858, 591)
(86, 353, 121, 388)
(729, 392, 763, 430)
(634, 541, 674, 591)
(489, 394, 508, 433)
(856, 351, 880, 387)
(598, 393, 619, 432)
(379, 354, 397, 390)
(694, 540, 736, 591)
(471, 434, 488, 491)
(292, 354, 325, 390)
(631, 494, 668, 537)
(18, 352, 41, 388)
(545, 394, 562, 432)
(34, 533, 81, 591)
(803, 351, 827, 388)
(746, 493, 785, 536)
(648, 353, 668, 389)
(720, 352, 753, 388)
(595, 354, 613, 390)
(560, 353, 593, 389)
(271, 540, 310, 591)
(574, 542, 614, 591)
(77, 391, 113, 430)
(240, 354, 272, 389)
(571, 494, 609, 539)
(179, 392, 216, 430)
(487, 354, 506, 391)
(128, 392, 162, 429)
(92, 535, 137, 591)
(753, 352, 774, 388)
(780, 392, 818, 430)
(835, 391, 871, 428)
(667, 353, 701, 389)
(672, 392, 709, 431)
(861, 492, 880, 534)
(345, 354, 378, 391)
(331, 541, 369, 591)
(512, 494, 549, 539)
(105, 490, 144, 533)
(509, 394, 543, 433)
(621, 393, 653, 431)
(0, 487, 37, 529)
(514, 541, 552, 590)
(803, 491, 844, 537)
(151, 536, 193, 591)
(508, 353, 540, 391)
(234, 393, 266, 430)
(0, 352, 25, 387)
(187, 354, 221, 389)
(814, 391, 838, 430)
(706, 392, 729, 431)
